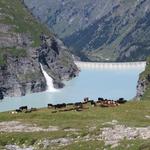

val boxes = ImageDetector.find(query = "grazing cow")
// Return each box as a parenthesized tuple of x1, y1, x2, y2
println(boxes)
(54, 103, 66, 109)
(84, 97, 89, 102)
(74, 102, 83, 109)
(48, 104, 53, 108)
(90, 100, 96, 107)
(87, 100, 93, 103)
(16, 109, 22, 113)
(98, 97, 104, 101)
(19, 106, 28, 111)
(117, 98, 127, 104)
(99, 99, 120, 107)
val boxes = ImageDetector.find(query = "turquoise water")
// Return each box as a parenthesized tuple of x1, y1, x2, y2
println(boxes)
(0, 67, 144, 112)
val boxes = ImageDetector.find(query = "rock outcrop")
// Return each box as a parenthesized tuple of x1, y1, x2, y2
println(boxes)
(136, 57, 150, 100)
(38, 34, 79, 88)
(0, 0, 79, 99)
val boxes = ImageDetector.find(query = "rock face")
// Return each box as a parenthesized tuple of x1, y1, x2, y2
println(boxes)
(24, 0, 150, 62)
(136, 57, 150, 100)
(0, 0, 79, 99)
(38, 34, 79, 88)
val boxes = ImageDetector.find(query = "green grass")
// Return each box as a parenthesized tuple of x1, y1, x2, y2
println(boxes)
(116, 139, 150, 150)
(0, 47, 27, 65)
(0, 101, 149, 149)
(0, 101, 150, 128)
(61, 141, 105, 150)
(61, 139, 150, 150)
(0, 132, 68, 147)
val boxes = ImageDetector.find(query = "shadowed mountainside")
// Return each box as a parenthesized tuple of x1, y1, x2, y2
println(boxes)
(24, 0, 150, 62)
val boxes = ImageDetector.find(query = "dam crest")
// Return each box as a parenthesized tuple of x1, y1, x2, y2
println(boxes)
(75, 61, 146, 70)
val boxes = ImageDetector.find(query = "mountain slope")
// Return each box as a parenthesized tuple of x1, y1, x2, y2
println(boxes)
(137, 57, 150, 100)
(24, 0, 150, 62)
(0, 0, 78, 99)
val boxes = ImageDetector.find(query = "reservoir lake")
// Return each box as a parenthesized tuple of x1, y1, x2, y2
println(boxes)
(0, 63, 145, 112)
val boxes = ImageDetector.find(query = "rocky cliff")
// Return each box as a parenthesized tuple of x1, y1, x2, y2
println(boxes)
(24, 0, 150, 62)
(136, 57, 150, 100)
(0, 0, 79, 99)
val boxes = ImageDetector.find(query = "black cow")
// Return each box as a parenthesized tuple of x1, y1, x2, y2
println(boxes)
(117, 98, 127, 104)
(19, 106, 28, 111)
(74, 102, 83, 109)
(16, 109, 22, 113)
(54, 103, 66, 109)
(84, 97, 89, 102)
(48, 104, 53, 108)
(98, 97, 104, 101)
(91, 100, 96, 107)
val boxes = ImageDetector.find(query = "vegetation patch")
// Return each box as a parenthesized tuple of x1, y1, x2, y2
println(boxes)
(0, 47, 27, 65)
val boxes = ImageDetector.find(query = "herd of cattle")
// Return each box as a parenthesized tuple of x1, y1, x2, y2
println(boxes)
(13, 97, 127, 114)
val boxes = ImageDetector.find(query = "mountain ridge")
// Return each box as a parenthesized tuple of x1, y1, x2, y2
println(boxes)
(24, 0, 150, 62)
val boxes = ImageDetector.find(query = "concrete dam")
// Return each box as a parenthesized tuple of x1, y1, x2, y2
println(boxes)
(75, 61, 146, 70)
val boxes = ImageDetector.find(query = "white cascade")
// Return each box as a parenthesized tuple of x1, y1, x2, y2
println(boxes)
(40, 64, 57, 92)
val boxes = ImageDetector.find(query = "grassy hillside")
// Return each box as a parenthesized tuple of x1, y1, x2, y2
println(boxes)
(0, 0, 50, 46)
(0, 0, 52, 65)
(0, 100, 149, 149)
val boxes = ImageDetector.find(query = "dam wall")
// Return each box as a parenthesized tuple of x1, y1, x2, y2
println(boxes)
(75, 61, 146, 70)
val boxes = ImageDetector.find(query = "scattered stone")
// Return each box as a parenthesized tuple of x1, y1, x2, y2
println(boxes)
(41, 138, 73, 148)
(145, 115, 150, 119)
(102, 120, 118, 126)
(2, 122, 150, 149)
(100, 125, 150, 146)
(64, 128, 80, 132)
(0, 121, 59, 132)
(5, 145, 33, 150)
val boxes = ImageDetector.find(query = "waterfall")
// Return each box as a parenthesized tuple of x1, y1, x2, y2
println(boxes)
(40, 64, 57, 92)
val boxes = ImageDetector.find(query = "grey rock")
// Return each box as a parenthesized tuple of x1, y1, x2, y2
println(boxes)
(136, 79, 147, 98)
(0, 2, 79, 99)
